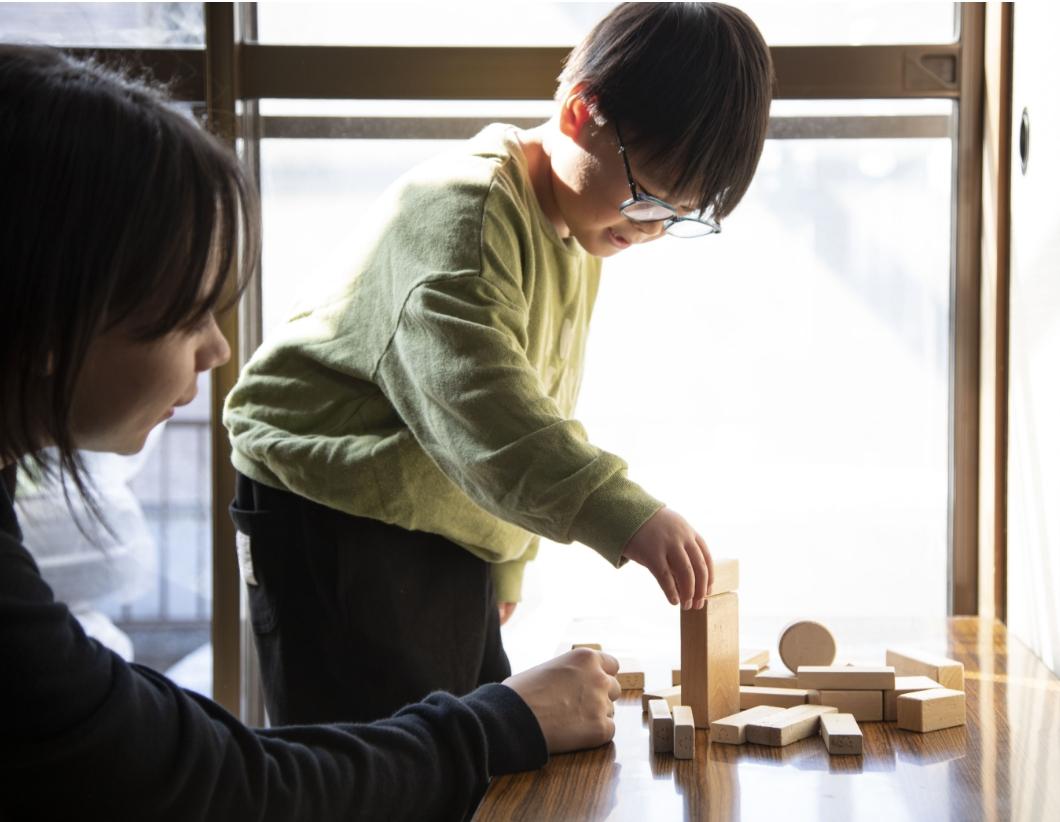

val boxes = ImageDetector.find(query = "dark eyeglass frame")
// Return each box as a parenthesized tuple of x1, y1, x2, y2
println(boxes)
(614, 123, 721, 238)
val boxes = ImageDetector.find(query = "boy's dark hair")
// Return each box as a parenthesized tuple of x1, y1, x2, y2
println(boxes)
(559, 2, 774, 220)
(0, 44, 259, 513)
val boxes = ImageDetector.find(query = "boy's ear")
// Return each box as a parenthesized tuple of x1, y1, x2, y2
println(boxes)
(557, 83, 599, 143)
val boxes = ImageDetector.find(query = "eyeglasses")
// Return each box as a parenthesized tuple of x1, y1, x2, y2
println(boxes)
(614, 123, 720, 238)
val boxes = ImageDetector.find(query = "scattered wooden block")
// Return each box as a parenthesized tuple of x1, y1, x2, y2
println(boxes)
(797, 666, 896, 690)
(778, 620, 837, 671)
(754, 669, 800, 688)
(896, 688, 966, 733)
(886, 647, 965, 691)
(617, 670, 645, 690)
(649, 699, 674, 753)
(642, 685, 683, 713)
(740, 648, 770, 668)
(739, 686, 811, 709)
(681, 591, 739, 727)
(707, 557, 740, 596)
(681, 649, 768, 687)
(571, 643, 602, 651)
(809, 689, 883, 722)
(821, 713, 863, 755)
(884, 676, 944, 721)
(710, 704, 786, 744)
(672, 705, 695, 759)
(615, 658, 644, 691)
(745, 704, 837, 747)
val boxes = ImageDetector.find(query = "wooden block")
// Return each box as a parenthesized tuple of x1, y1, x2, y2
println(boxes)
(809, 689, 883, 722)
(739, 686, 811, 709)
(642, 685, 683, 713)
(745, 704, 837, 747)
(672, 705, 695, 759)
(886, 647, 965, 691)
(688, 653, 766, 685)
(778, 620, 837, 671)
(649, 699, 674, 753)
(571, 643, 602, 651)
(672, 668, 681, 686)
(884, 676, 944, 720)
(615, 658, 644, 691)
(821, 713, 863, 755)
(740, 648, 770, 668)
(896, 688, 966, 733)
(797, 666, 896, 690)
(706, 557, 739, 596)
(710, 704, 786, 744)
(754, 669, 800, 688)
(681, 591, 739, 727)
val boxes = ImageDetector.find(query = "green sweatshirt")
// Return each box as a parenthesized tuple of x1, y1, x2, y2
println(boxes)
(224, 124, 664, 601)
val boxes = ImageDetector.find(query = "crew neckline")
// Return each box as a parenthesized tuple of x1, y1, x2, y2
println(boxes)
(491, 124, 584, 258)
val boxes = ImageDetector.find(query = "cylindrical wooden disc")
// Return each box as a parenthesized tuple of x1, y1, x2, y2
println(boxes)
(778, 620, 837, 672)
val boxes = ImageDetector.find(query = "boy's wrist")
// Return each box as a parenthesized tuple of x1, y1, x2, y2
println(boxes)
(568, 475, 664, 566)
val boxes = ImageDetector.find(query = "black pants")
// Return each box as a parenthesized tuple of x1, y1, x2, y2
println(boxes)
(230, 472, 511, 726)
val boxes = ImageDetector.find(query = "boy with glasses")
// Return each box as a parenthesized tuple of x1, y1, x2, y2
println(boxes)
(225, 2, 773, 727)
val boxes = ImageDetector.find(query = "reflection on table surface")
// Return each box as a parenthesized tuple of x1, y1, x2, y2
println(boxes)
(474, 618, 1060, 822)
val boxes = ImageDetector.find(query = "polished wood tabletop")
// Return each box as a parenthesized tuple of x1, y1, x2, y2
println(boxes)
(474, 617, 1060, 822)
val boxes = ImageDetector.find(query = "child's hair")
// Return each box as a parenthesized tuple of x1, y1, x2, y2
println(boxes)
(0, 44, 259, 509)
(558, 2, 774, 220)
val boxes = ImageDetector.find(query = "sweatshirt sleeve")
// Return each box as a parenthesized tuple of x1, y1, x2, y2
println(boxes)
(0, 532, 547, 822)
(374, 267, 663, 568)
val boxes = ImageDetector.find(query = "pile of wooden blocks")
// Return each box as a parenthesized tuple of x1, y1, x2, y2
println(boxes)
(633, 560, 968, 758)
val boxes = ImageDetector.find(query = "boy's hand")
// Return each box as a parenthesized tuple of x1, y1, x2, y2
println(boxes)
(621, 507, 714, 609)
(498, 602, 518, 625)
(502, 649, 621, 754)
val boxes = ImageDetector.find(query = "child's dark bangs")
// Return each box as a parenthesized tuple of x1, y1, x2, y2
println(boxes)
(121, 144, 251, 341)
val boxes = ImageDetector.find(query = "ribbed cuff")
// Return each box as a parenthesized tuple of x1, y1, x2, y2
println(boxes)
(568, 474, 664, 567)
(462, 683, 548, 775)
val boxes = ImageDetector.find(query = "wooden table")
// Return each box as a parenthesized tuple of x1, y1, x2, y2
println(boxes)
(474, 618, 1060, 821)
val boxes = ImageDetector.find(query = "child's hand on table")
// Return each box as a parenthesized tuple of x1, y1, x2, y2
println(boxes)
(503, 649, 621, 753)
(621, 507, 714, 610)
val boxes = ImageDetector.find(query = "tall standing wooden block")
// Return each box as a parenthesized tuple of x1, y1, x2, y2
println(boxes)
(681, 591, 739, 728)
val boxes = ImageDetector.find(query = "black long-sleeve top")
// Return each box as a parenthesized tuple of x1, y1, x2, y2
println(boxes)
(0, 471, 547, 821)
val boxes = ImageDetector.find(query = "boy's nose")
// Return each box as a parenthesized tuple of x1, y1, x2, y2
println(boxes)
(634, 220, 667, 241)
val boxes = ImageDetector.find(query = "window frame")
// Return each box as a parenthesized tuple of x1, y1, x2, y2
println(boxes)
(62, 1, 986, 721)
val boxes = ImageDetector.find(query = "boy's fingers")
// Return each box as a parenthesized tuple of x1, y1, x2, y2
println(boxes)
(606, 674, 622, 701)
(668, 548, 695, 609)
(696, 534, 714, 596)
(653, 566, 680, 606)
(598, 652, 620, 676)
(689, 538, 709, 604)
